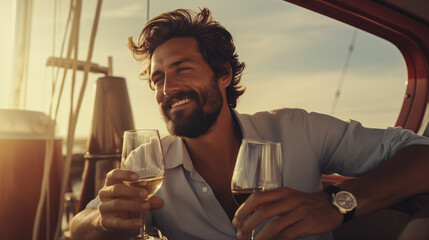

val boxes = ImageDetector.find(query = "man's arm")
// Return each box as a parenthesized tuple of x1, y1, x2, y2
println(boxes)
(232, 144, 429, 240)
(339, 144, 429, 215)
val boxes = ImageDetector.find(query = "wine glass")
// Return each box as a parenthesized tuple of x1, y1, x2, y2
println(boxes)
(121, 129, 165, 240)
(231, 139, 283, 239)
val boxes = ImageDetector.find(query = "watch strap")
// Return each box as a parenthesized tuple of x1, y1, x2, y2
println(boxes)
(323, 185, 341, 195)
(342, 206, 355, 223)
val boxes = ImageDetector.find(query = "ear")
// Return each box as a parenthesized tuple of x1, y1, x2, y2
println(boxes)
(218, 63, 233, 89)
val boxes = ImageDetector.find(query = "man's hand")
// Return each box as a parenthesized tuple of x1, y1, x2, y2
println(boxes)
(232, 187, 342, 240)
(96, 168, 164, 232)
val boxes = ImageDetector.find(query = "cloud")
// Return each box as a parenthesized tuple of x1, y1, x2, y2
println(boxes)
(236, 68, 405, 128)
(228, 6, 355, 75)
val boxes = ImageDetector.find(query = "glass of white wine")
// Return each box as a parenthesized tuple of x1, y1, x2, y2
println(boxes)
(231, 139, 283, 239)
(121, 129, 165, 240)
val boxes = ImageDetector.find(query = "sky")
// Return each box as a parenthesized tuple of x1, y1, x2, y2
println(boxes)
(0, 0, 407, 139)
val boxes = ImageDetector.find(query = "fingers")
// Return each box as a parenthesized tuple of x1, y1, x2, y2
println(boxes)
(100, 169, 149, 202)
(99, 183, 148, 201)
(235, 189, 343, 240)
(96, 168, 166, 233)
(148, 196, 164, 210)
(236, 195, 302, 239)
(99, 197, 164, 214)
(105, 168, 139, 186)
(97, 196, 164, 232)
(100, 214, 143, 230)
(233, 187, 290, 229)
(99, 199, 150, 214)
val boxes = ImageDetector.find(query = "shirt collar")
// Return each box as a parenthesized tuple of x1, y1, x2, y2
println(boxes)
(231, 108, 262, 140)
(162, 108, 262, 170)
(162, 135, 188, 170)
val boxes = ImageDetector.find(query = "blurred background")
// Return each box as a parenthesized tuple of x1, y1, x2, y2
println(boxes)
(0, 0, 410, 239)
(0, 0, 406, 140)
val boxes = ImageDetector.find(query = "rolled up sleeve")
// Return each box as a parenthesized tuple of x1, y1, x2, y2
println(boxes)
(323, 120, 429, 176)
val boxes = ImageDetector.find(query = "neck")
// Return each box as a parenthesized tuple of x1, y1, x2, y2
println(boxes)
(183, 104, 242, 171)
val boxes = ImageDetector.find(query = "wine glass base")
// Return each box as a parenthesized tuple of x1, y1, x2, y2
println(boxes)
(132, 236, 163, 240)
(131, 232, 168, 240)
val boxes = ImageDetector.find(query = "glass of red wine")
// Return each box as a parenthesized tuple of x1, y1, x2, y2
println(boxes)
(231, 139, 282, 239)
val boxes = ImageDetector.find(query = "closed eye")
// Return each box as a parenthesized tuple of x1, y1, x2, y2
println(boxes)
(178, 67, 192, 72)
(152, 76, 164, 88)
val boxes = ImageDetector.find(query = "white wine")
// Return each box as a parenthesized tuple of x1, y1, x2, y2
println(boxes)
(124, 176, 165, 198)
(231, 187, 263, 206)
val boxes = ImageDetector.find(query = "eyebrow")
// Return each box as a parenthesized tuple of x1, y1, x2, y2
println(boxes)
(151, 57, 193, 80)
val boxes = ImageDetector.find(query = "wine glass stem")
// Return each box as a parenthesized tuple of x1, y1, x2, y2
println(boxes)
(139, 212, 148, 238)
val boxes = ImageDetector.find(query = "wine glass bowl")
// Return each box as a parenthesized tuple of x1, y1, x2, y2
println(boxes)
(231, 139, 282, 203)
(231, 139, 283, 239)
(121, 129, 165, 240)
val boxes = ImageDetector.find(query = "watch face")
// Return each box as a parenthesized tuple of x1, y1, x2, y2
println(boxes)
(334, 191, 357, 211)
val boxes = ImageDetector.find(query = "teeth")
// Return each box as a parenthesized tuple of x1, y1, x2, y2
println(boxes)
(171, 98, 191, 108)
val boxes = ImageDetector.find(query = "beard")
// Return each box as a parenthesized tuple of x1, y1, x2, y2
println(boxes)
(160, 80, 223, 139)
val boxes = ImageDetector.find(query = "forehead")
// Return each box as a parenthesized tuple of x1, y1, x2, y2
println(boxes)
(150, 37, 202, 70)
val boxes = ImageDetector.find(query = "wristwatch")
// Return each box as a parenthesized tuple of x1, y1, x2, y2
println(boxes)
(323, 185, 357, 223)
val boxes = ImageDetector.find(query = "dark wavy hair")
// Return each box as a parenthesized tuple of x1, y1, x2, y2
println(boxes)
(127, 8, 246, 108)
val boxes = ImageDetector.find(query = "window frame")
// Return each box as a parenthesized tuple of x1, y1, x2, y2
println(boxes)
(283, 0, 429, 132)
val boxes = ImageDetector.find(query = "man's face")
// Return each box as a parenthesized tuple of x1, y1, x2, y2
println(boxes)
(150, 37, 224, 138)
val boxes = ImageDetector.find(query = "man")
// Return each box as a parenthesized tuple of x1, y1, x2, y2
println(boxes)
(71, 8, 429, 240)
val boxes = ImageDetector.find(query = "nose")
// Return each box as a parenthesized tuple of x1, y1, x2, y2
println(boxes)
(163, 73, 181, 96)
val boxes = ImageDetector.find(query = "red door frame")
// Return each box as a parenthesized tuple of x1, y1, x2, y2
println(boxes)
(283, 0, 429, 132)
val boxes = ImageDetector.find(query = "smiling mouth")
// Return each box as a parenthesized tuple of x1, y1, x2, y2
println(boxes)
(171, 98, 191, 108)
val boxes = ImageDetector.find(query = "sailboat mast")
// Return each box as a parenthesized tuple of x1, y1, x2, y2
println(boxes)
(10, 0, 33, 109)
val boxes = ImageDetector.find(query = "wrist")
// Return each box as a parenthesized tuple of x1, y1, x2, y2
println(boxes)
(91, 210, 139, 240)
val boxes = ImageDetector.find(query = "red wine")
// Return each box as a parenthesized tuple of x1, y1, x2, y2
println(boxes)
(232, 188, 263, 206)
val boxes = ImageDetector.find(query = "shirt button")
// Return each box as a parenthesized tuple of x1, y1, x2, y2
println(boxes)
(202, 187, 208, 193)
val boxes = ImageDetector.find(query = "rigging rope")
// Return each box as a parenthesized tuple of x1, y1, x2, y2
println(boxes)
(32, 0, 104, 239)
(330, 28, 358, 115)
(54, 0, 104, 238)
(32, 0, 77, 239)
(147, 0, 150, 21)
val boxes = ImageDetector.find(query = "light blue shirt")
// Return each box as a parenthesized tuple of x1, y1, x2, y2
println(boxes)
(87, 108, 429, 240)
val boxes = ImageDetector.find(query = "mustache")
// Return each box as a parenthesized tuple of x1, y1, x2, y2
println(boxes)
(162, 90, 199, 110)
